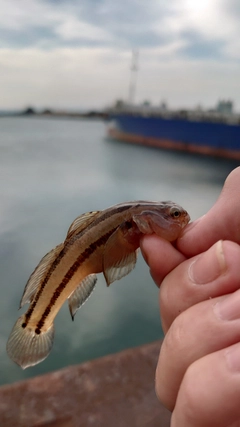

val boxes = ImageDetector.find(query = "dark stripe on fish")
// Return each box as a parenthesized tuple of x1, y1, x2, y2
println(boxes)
(36, 228, 116, 331)
(73, 204, 132, 238)
(24, 205, 132, 327)
(24, 254, 65, 323)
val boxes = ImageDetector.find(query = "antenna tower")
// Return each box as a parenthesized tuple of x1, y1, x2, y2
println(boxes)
(128, 50, 138, 105)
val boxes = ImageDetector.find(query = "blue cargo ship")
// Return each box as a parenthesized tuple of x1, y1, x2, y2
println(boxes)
(106, 105, 240, 160)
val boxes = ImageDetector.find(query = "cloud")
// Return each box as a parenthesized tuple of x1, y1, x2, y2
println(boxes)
(178, 31, 225, 60)
(0, 0, 239, 62)
(0, 0, 172, 49)
(54, 16, 110, 43)
(4, 0, 240, 66)
(0, 0, 239, 110)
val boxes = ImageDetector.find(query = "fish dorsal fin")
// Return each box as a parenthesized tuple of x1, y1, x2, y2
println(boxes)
(20, 243, 64, 308)
(103, 222, 141, 286)
(65, 211, 100, 241)
(68, 274, 97, 320)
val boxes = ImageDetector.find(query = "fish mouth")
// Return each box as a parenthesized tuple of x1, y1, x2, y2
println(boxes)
(183, 212, 191, 227)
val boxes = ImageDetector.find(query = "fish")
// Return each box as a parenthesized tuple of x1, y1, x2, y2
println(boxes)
(6, 201, 190, 369)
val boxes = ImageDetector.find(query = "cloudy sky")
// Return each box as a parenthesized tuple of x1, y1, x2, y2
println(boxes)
(1, 0, 240, 111)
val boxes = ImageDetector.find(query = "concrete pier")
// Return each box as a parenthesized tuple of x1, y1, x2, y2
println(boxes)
(0, 340, 171, 427)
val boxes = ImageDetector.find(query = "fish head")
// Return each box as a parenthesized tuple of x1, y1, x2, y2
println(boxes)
(133, 201, 190, 242)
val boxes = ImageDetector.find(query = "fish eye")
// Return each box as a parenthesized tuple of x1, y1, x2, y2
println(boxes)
(170, 207, 181, 218)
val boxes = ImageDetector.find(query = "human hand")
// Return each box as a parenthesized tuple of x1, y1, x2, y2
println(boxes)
(141, 167, 240, 427)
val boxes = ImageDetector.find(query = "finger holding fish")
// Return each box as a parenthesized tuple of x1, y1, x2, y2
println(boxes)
(141, 235, 240, 334)
(178, 166, 240, 257)
(154, 241, 240, 424)
(141, 235, 186, 287)
(7, 200, 190, 369)
(159, 240, 240, 333)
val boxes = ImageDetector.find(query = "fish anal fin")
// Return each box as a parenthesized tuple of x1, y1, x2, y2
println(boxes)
(6, 315, 54, 369)
(103, 221, 140, 286)
(68, 274, 97, 320)
(20, 243, 64, 308)
(65, 211, 100, 242)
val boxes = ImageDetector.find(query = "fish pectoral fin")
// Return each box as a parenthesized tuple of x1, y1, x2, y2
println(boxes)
(68, 274, 98, 320)
(132, 211, 158, 234)
(20, 243, 64, 308)
(6, 315, 54, 369)
(133, 211, 180, 240)
(65, 211, 101, 242)
(103, 222, 140, 286)
(104, 250, 138, 287)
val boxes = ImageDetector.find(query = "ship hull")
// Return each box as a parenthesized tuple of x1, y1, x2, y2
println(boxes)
(107, 114, 240, 160)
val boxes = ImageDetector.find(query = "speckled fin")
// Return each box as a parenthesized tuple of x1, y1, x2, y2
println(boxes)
(20, 243, 64, 308)
(65, 211, 100, 241)
(68, 274, 98, 320)
(6, 314, 54, 369)
(103, 223, 140, 286)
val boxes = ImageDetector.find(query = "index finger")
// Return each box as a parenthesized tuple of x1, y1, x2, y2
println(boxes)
(178, 167, 240, 257)
(140, 235, 186, 287)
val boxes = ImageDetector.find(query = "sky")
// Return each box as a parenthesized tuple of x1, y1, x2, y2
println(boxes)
(1, 0, 240, 111)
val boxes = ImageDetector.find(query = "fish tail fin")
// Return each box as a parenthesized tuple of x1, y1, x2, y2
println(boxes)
(6, 315, 54, 369)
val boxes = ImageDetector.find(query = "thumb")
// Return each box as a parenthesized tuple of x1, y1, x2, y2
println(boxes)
(178, 166, 240, 257)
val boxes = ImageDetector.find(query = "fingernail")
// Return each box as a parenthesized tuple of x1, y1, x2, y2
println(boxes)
(214, 289, 240, 321)
(188, 240, 226, 284)
(225, 343, 240, 372)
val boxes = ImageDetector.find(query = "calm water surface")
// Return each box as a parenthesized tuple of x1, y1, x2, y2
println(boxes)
(0, 117, 239, 385)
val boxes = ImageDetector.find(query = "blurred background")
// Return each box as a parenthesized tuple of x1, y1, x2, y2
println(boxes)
(0, 0, 239, 386)
(1, 0, 240, 111)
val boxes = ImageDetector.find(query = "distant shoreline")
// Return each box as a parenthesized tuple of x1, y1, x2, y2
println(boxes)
(0, 109, 107, 120)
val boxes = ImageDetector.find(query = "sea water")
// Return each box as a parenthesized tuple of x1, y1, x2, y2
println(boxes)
(0, 116, 238, 385)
